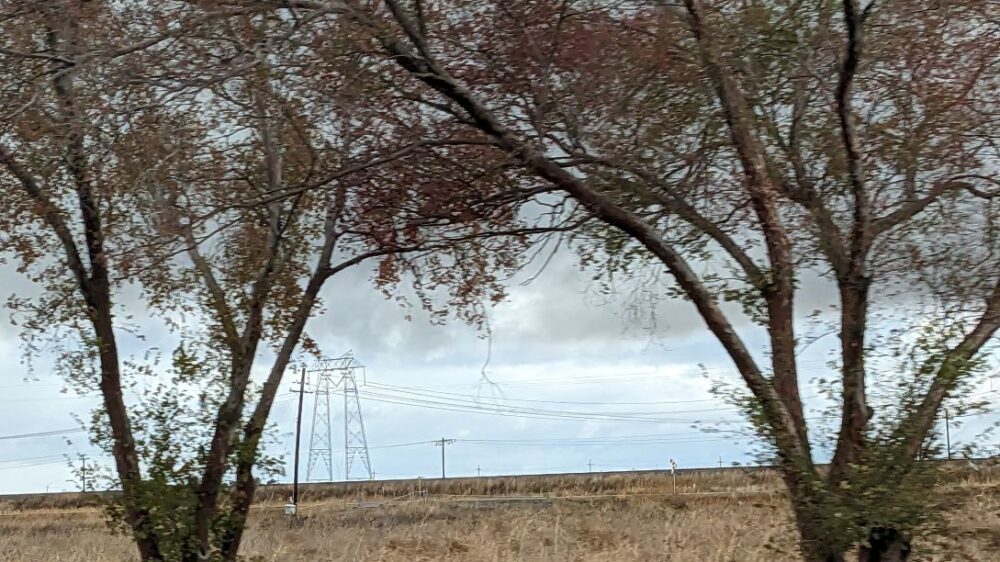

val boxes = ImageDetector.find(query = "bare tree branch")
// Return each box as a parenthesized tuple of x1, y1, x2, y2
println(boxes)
(347, 0, 811, 479)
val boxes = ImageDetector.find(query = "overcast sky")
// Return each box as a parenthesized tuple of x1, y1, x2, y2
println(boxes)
(1, 247, 998, 494)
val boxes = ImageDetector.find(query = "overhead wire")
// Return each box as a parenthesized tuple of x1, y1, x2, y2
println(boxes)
(0, 382, 63, 390)
(368, 440, 438, 450)
(0, 454, 65, 465)
(365, 381, 764, 407)
(361, 387, 733, 416)
(455, 430, 740, 442)
(0, 459, 66, 471)
(0, 428, 86, 441)
(353, 383, 756, 421)
(351, 388, 746, 424)
(455, 436, 742, 447)
(383, 370, 681, 389)
(352, 433, 749, 451)
(0, 395, 93, 404)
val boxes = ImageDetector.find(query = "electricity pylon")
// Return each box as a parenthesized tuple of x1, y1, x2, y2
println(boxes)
(305, 366, 334, 482)
(305, 351, 374, 481)
(343, 367, 374, 480)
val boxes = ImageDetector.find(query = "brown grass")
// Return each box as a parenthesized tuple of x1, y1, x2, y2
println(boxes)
(1, 464, 998, 561)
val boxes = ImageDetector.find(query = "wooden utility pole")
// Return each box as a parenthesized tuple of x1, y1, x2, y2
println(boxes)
(292, 366, 308, 509)
(435, 438, 454, 479)
(80, 455, 87, 492)
(945, 409, 952, 460)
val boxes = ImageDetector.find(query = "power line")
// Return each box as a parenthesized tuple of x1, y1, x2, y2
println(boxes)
(0, 428, 86, 441)
(0, 454, 64, 465)
(365, 381, 748, 406)
(354, 391, 738, 424)
(0, 459, 66, 471)
(479, 372, 709, 386)
(358, 431, 746, 450)
(352, 388, 746, 424)
(360, 381, 818, 417)
(378, 360, 829, 390)
(0, 395, 93, 404)
(456, 431, 739, 442)
(368, 440, 438, 450)
(455, 436, 740, 447)
(0, 382, 62, 389)
(385, 370, 680, 389)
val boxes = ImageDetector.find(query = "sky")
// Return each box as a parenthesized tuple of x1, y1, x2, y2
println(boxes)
(1, 248, 998, 494)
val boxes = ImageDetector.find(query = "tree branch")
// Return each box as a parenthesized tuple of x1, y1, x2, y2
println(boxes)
(896, 275, 1000, 460)
(838, 0, 873, 265)
(565, 152, 767, 287)
(871, 174, 1000, 237)
(180, 222, 243, 352)
(682, 0, 809, 458)
(0, 143, 91, 294)
(347, 0, 811, 477)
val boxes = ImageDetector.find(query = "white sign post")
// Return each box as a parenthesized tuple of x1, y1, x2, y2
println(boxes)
(669, 458, 678, 494)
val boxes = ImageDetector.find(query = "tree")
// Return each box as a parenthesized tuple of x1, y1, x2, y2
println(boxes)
(284, 1, 999, 560)
(1, 2, 546, 560)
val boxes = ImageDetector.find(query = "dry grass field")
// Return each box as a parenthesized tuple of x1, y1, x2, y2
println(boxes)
(1, 465, 998, 561)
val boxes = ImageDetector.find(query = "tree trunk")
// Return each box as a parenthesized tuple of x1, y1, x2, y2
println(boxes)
(797, 524, 847, 562)
(218, 262, 334, 561)
(42, 9, 164, 559)
(218, 464, 257, 562)
(186, 361, 254, 562)
(858, 528, 912, 562)
(781, 474, 847, 562)
(92, 307, 164, 562)
(829, 277, 871, 484)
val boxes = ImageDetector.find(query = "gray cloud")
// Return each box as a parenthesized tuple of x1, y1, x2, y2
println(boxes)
(2, 240, 996, 493)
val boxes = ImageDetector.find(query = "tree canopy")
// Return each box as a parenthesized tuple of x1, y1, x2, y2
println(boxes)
(2, 1, 999, 561)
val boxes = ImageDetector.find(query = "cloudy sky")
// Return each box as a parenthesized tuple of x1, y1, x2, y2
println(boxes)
(1, 246, 998, 494)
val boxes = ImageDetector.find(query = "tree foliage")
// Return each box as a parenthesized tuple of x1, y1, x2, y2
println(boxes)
(3, 1, 1000, 561)
(292, 1, 999, 560)
(0, 1, 549, 560)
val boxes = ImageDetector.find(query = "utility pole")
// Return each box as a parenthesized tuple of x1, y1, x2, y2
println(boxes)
(945, 409, 953, 460)
(588, 460, 593, 473)
(80, 455, 88, 493)
(435, 438, 454, 479)
(476, 465, 481, 477)
(718, 455, 723, 468)
(292, 365, 307, 509)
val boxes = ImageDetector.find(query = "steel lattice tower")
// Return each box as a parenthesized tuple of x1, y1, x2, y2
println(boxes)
(305, 351, 374, 481)
(305, 367, 334, 482)
(342, 368, 374, 480)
